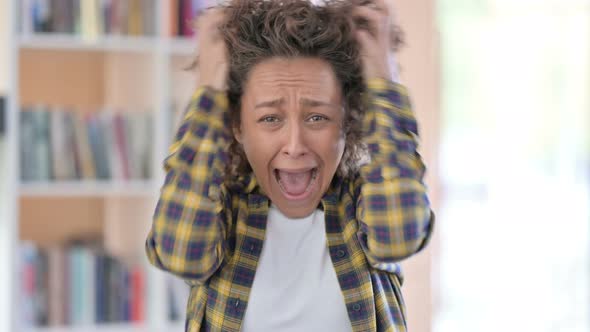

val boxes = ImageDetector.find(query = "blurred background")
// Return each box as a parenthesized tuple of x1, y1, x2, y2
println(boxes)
(0, 0, 588, 332)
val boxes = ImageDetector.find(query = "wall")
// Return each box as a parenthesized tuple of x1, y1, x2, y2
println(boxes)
(395, 1, 440, 332)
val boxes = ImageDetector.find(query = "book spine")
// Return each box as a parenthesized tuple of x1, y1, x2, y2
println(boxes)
(101, 112, 121, 180)
(68, 247, 82, 324)
(113, 114, 130, 180)
(20, 243, 38, 327)
(74, 113, 96, 179)
(50, 110, 68, 181)
(86, 114, 111, 180)
(81, 248, 97, 324)
(130, 266, 145, 322)
(31, 108, 53, 181)
(19, 110, 34, 181)
(47, 247, 66, 326)
(35, 250, 49, 325)
(95, 254, 106, 323)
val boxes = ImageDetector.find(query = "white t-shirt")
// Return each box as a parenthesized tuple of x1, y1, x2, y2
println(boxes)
(241, 205, 353, 332)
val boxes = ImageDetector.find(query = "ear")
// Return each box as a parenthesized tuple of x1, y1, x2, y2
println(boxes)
(233, 125, 243, 144)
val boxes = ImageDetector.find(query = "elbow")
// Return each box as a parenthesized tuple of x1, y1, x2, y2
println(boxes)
(144, 231, 223, 283)
(362, 209, 435, 264)
(403, 208, 435, 257)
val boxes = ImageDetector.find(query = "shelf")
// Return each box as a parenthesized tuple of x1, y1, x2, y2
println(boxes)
(18, 34, 157, 53)
(26, 322, 184, 332)
(17, 34, 200, 56)
(19, 180, 158, 197)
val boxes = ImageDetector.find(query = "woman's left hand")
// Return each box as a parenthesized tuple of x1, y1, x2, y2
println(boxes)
(353, 0, 400, 82)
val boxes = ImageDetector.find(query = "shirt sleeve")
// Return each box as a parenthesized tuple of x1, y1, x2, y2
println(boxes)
(145, 86, 233, 284)
(354, 78, 434, 268)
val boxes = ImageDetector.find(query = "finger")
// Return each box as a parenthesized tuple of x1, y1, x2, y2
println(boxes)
(355, 29, 370, 44)
(357, 0, 389, 15)
(197, 8, 225, 30)
(372, 0, 390, 16)
(352, 6, 385, 25)
(355, 29, 378, 51)
(352, 6, 384, 37)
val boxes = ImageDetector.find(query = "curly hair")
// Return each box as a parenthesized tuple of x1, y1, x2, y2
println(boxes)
(213, 0, 403, 181)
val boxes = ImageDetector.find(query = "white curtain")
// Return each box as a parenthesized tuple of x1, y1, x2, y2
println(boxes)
(436, 1, 590, 331)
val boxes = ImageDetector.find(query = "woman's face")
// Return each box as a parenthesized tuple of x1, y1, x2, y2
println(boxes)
(235, 57, 346, 218)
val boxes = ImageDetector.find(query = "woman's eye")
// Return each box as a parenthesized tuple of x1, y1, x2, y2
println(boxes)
(309, 115, 327, 122)
(260, 116, 279, 123)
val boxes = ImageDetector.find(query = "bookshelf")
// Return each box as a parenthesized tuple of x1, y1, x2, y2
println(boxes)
(3, 1, 204, 331)
(27, 322, 185, 332)
(18, 34, 196, 55)
(19, 180, 157, 198)
(18, 34, 159, 53)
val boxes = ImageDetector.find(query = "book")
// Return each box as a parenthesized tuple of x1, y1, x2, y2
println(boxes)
(30, 107, 53, 181)
(67, 246, 83, 324)
(113, 114, 131, 180)
(86, 113, 111, 180)
(19, 110, 35, 181)
(21, 243, 158, 326)
(130, 265, 145, 322)
(51, 0, 72, 33)
(73, 112, 96, 179)
(169, 0, 179, 37)
(34, 249, 49, 325)
(23, 0, 156, 37)
(20, 242, 38, 327)
(50, 109, 69, 180)
(127, 0, 143, 36)
(20, 105, 153, 182)
(80, 0, 100, 41)
(47, 246, 66, 325)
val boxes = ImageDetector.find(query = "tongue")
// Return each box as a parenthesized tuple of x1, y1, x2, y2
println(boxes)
(278, 170, 313, 195)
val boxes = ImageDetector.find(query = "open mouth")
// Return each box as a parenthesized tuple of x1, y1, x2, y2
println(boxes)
(274, 167, 319, 200)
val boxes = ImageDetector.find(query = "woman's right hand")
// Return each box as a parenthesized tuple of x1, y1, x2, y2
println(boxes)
(196, 7, 229, 91)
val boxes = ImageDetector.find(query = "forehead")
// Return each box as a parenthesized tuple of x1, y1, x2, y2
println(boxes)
(242, 57, 343, 100)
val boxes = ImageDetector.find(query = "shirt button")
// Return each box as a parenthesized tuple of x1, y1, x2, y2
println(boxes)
(337, 250, 346, 258)
(249, 244, 255, 252)
(234, 299, 241, 308)
(353, 304, 361, 311)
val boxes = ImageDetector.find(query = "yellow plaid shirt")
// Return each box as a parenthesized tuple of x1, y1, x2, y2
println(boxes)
(146, 78, 434, 332)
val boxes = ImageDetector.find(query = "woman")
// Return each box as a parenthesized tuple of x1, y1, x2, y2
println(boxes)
(146, 0, 434, 331)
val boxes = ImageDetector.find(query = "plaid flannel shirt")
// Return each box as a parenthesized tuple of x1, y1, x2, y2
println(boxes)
(146, 78, 434, 332)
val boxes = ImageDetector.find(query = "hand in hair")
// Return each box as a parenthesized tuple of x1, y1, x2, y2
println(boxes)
(196, 7, 229, 91)
(353, 0, 400, 82)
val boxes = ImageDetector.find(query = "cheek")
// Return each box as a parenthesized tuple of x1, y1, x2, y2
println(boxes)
(241, 130, 276, 169)
(318, 129, 346, 167)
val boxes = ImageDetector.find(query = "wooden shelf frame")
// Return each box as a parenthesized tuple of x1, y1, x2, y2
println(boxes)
(3, 1, 199, 331)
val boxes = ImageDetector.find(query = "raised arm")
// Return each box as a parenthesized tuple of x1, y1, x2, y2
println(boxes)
(354, 79, 434, 267)
(145, 8, 232, 283)
(352, 0, 434, 268)
(145, 87, 232, 283)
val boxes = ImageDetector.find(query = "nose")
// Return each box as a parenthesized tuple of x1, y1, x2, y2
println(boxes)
(281, 121, 309, 158)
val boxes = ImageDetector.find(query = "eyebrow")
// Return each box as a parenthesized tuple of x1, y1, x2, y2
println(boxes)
(254, 98, 340, 109)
